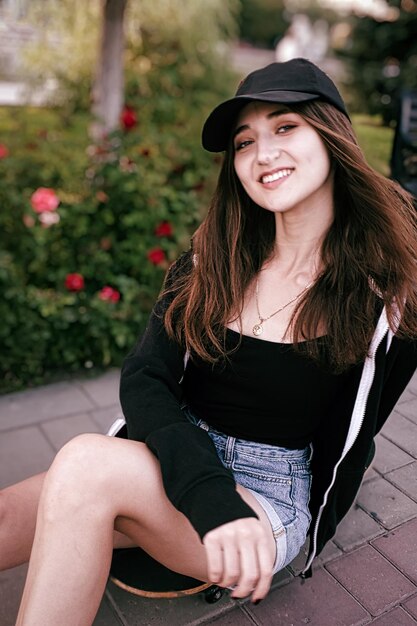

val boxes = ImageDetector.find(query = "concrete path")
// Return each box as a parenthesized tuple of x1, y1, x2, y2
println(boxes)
(1, 369, 417, 625)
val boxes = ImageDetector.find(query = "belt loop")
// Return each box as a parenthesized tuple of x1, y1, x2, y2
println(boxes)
(224, 436, 235, 464)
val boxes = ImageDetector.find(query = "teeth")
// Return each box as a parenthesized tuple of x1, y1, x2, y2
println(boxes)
(261, 169, 292, 184)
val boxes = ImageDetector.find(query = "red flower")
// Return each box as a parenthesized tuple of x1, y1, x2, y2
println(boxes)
(0, 144, 9, 159)
(155, 221, 173, 237)
(96, 190, 109, 203)
(121, 106, 137, 130)
(31, 188, 60, 213)
(65, 273, 85, 292)
(98, 286, 120, 302)
(147, 247, 166, 265)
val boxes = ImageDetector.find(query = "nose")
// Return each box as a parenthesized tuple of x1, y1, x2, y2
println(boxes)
(256, 137, 281, 165)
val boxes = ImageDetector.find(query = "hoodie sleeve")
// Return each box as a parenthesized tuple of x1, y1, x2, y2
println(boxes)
(119, 252, 257, 539)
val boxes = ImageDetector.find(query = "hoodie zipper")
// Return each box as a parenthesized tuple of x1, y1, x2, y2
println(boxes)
(302, 306, 391, 574)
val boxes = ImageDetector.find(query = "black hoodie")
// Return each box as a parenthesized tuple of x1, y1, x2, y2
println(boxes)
(119, 251, 417, 573)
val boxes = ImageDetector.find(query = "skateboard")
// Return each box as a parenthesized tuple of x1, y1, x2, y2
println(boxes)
(110, 547, 224, 603)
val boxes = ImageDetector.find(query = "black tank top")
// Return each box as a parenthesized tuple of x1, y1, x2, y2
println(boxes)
(183, 328, 354, 448)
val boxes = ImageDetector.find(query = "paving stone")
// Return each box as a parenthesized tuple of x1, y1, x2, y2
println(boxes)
(93, 593, 123, 626)
(372, 518, 417, 584)
(386, 462, 417, 502)
(368, 607, 417, 625)
(270, 565, 293, 589)
(76, 370, 121, 409)
(0, 381, 94, 431)
(316, 540, 343, 564)
(397, 397, 417, 425)
(403, 594, 417, 620)
(245, 568, 369, 626)
(107, 579, 235, 626)
(0, 564, 27, 626)
(397, 388, 417, 405)
(209, 607, 256, 624)
(41, 414, 101, 451)
(91, 405, 124, 434)
(406, 371, 417, 396)
(0, 426, 55, 487)
(333, 504, 384, 551)
(372, 435, 414, 474)
(356, 477, 417, 529)
(363, 466, 379, 482)
(326, 545, 416, 617)
(381, 413, 417, 458)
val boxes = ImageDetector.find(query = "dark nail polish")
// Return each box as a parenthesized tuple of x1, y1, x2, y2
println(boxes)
(253, 599, 262, 605)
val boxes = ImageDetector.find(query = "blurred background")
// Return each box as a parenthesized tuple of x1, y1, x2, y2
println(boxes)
(0, 0, 416, 394)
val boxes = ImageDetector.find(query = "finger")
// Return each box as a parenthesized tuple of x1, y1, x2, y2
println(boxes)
(204, 539, 224, 584)
(230, 541, 259, 599)
(220, 542, 241, 589)
(251, 538, 274, 603)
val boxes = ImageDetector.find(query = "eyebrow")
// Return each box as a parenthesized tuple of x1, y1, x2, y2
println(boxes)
(232, 107, 291, 141)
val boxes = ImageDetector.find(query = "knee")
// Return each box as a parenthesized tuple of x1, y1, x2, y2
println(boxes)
(51, 433, 105, 477)
(41, 434, 112, 515)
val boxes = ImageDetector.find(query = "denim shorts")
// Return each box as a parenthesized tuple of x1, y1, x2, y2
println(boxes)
(184, 408, 312, 573)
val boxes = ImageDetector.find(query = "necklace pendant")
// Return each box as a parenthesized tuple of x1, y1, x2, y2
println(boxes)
(252, 323, 263, 336)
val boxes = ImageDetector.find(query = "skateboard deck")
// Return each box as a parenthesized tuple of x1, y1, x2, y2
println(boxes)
(110, 547, 215, 599)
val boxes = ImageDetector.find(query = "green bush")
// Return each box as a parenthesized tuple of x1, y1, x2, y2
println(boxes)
(0, 27, 235, 393)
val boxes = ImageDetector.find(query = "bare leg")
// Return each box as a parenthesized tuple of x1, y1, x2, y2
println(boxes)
(15, 433, 275, 626)
(0, 473, 45, 570)
(0, 474, 135, 572)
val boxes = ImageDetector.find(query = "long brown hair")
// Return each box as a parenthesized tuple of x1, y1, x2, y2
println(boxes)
(164, 100, 417, 371)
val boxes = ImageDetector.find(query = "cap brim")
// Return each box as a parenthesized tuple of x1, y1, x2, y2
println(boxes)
(202, 91, 320, 152)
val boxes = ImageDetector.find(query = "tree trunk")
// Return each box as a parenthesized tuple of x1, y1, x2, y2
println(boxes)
(91, 0, 128, 139)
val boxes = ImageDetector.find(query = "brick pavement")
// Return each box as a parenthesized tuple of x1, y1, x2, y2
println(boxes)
(1, 369, 417, 625)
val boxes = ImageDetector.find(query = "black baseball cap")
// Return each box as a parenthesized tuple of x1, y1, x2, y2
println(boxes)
(202, 58, 349, 152)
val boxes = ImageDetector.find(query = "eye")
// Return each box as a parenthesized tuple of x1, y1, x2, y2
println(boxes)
(234, 138, 253, 151)
(276, 124, 296, 134)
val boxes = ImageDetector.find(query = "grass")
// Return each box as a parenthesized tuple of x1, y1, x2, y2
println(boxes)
(352, 114, 394, 177)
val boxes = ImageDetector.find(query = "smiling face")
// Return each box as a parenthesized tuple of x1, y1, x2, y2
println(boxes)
(233, 101, 334, 224)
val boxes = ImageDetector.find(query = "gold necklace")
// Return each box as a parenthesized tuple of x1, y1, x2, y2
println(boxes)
(252, 277, 313, 337)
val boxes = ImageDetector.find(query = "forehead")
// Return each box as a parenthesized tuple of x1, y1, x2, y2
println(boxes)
(234, 101, 293, 128)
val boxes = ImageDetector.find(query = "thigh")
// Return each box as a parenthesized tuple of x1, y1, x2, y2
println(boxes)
(112, 439, 276, 580)
(42, 434, 209, 580)
(0, 471, 135, 568)
(49, 434, 276, 583)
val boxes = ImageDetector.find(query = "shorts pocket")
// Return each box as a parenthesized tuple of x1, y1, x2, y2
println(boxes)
(231, 450, 296, 524)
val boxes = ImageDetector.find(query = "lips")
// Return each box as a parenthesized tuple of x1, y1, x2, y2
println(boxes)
(259, 168, 293, 184)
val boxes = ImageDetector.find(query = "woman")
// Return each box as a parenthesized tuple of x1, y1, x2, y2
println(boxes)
(2, 58, 417, 625)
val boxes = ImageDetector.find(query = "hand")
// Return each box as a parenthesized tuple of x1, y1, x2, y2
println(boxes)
(202, 517, 274, 602)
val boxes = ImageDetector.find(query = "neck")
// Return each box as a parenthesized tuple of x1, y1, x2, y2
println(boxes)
(269, 208, 333, 279)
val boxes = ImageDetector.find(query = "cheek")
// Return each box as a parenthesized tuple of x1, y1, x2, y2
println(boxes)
(233, 159, 250, 188)
(308, 136, 331, 171)
(233, 156, 243, 180)
(306, 145, 331, 180)
(319, 150, 332, 179)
